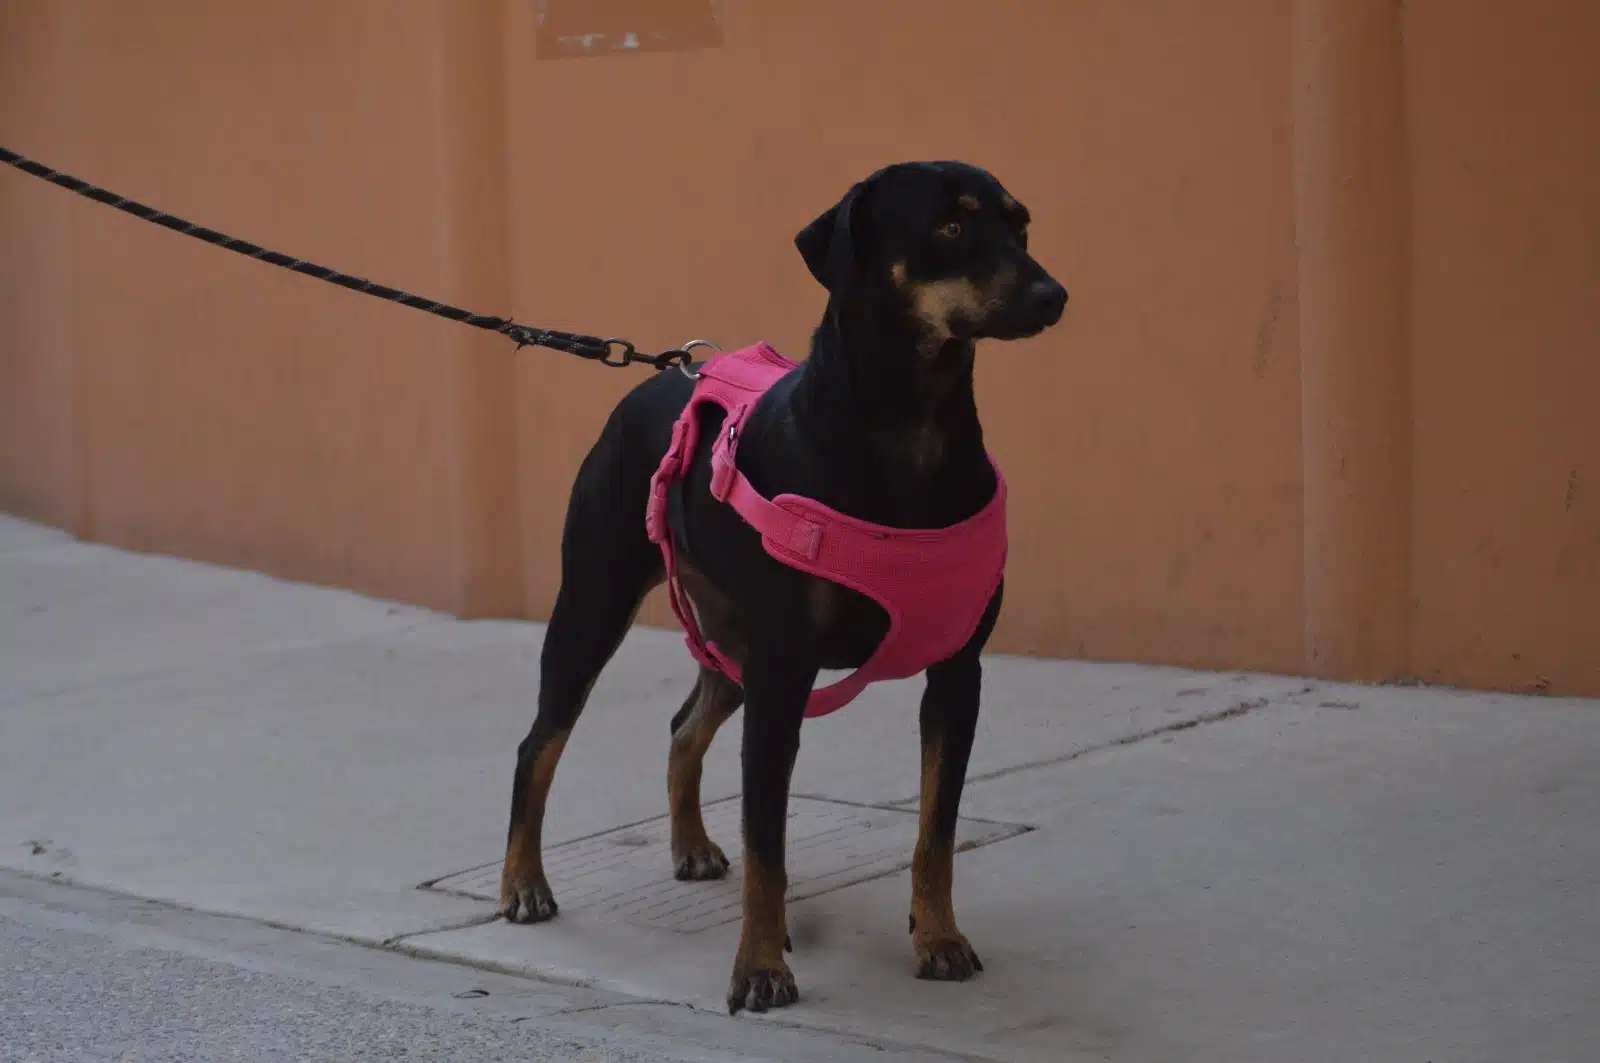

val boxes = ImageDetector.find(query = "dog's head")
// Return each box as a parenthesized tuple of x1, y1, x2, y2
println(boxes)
(795, 161, 1067, 350)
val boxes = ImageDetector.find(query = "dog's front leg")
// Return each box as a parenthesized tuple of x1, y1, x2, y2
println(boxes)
(726, 637, 815, 1015)
(909, 586, 1002, 980)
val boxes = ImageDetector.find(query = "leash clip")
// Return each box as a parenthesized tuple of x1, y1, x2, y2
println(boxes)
(598, 338, 637, 367)
(675, 339, 720, 379)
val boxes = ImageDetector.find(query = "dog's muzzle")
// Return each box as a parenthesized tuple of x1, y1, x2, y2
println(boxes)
(1023, 277, 1068, 326)
(985, 273, 1067, 340)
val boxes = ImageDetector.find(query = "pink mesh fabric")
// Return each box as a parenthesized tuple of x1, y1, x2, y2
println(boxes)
(645, 343, 1007, 718)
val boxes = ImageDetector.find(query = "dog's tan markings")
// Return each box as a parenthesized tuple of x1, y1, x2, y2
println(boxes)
(1000, 195, 1031, 235)
(910, 278, 986, 341)
(891, 260, 908, 289)
(677, 561, 747, 666)
(958, 194, 982, 211)
(500, 727, 571, 920)
(908, 263, 1021, 354)
(727, 846, 797, 1012)
(501, 587, 655, 923)
(908, 733, 983, 980)
(668, 669, 742, 880)
(998, 194, 1030, 227)
(668, 567, 747, 881)
(910, 734, 954, 935)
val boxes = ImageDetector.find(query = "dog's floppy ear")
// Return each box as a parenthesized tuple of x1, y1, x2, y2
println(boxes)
(794, 181, 866, 292)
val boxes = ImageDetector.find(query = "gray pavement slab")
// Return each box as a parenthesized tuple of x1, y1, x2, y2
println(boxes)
(0, 871, 958, 1063)
(943, 690, 1600, 1063)
(0, 516, 69, 553)
(0, 513, 1263, 944)
(0, 516, 434, 706)
(2, 511, 1597, 1062)
(401, 686, 1600, 1062)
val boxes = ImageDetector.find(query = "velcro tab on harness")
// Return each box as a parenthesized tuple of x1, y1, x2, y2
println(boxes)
(783, 514, 824, 562)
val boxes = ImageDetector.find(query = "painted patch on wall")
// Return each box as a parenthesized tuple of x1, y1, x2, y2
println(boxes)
(535, 0, 723, 60)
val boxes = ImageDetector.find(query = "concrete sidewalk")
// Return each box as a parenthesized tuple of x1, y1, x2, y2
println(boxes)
(2, 512, 1596, 1062)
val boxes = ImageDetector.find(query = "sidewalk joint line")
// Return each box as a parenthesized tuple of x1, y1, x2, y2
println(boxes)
(888, 690, 1308, 805)
(382, 911, 503, 947)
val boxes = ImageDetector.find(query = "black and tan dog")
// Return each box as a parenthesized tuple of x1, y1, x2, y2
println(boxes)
(499, 161, 1067, 1014)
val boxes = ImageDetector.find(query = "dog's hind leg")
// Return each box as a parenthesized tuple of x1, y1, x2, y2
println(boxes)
(500, 434, 662, 924)
(668, 667, 742, 880)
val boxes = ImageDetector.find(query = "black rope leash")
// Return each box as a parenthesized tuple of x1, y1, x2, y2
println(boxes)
(1, 145, 702, 372)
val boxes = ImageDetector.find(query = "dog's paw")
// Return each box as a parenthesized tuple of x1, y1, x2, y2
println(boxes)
(673, 839, 731, 881)
(500, 880, 559, 924)
(726, 957, 799, 1015)
(913, 928, 983, 981)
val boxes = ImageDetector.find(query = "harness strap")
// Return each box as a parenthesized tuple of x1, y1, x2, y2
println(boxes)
(703, 402, 891, 717)
(708, 405, 824, 564)
(646, 385, 904, 716)
(647, 343, 1005, 720)
(647, 388, 840, 703)
(647, 396, 742, 679)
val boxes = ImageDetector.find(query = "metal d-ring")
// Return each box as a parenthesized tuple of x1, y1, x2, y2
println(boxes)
(676, 338, 720, 379)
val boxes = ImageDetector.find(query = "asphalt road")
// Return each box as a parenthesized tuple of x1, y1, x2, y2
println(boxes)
(0, 872, 953, 1063)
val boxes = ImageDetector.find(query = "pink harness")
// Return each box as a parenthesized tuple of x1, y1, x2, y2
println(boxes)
(645, 343, 1007, 718)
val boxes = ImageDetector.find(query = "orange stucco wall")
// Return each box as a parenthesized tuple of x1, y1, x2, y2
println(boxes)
(2, 1, 1595, 695)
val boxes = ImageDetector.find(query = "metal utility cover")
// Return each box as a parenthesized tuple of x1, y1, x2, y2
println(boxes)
(426, 796, 1029, 933)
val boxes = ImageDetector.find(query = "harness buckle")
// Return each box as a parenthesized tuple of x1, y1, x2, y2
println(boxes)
(708, 403, 748, 503)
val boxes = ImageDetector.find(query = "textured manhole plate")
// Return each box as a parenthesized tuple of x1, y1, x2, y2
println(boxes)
(426, 796, 1029, 933)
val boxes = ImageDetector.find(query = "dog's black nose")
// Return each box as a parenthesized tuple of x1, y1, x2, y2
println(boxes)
(1028, 278, 1068, 323)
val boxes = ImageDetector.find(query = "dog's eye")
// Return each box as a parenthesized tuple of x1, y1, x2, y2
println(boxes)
(937, 220, 962, 239)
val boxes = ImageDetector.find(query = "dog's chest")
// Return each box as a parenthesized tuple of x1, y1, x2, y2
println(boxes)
(892, 420, 946, 478)
(806, 576, 891, 671)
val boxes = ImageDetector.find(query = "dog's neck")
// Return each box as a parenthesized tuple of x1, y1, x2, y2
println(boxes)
(793, 296, 989, 490)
